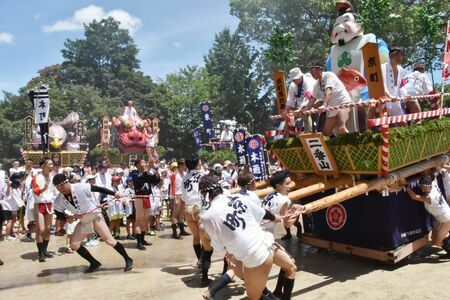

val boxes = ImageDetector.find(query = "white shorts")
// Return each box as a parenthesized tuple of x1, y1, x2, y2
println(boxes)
(386, 101, 404, 116)
(78, 212, 104, 234)
(65, 219, 80, 235)
(25, 206, 35, 222)
(428, 205, 450, 223)
(146, 139, 155, 148)
(150, 205, 161, 216)
(241, 231, 274, 268)
(326, 98, 350, 117)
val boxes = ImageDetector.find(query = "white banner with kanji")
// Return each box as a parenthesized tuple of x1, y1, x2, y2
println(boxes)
(33, 88, 50, 124)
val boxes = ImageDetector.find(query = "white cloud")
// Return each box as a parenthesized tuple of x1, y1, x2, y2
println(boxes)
(34, 13, 42, 20)
(43, 5, 142, 35)
(0, 81, 14, 90)
(0, 32, 14, 44)
(173, 41, 183, 49)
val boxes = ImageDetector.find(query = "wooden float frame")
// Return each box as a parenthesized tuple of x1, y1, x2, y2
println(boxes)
(301, 233, 430, 264)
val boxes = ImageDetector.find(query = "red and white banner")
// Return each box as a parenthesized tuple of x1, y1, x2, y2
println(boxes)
(443, 20, 450, 81)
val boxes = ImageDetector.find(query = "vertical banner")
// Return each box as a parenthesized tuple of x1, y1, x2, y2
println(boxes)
(193, 129, 202, 151)
(246, 135, 267, 181)
(361, 42, 386, 99)
(442, 20, 450, 81)
(30, 85, 50, 152)
(200, 102, 214, 140)
(24, 116, 34, 143)
(33, 87, 50, 124)
(101, 117, 111, 146)
(273, 70, 288, 114)
(233, 129, 248, 166)
(75, 120, 85, 137)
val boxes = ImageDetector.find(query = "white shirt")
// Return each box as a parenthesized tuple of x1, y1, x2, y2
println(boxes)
(174, 171, 184, 196)
(439, 169, 450, 200)
(182, 170, 203, 206)
(400, 71, 433, 97)
(200, 193, 271, 264)
(382, 62, 405, 116)
(1, 188, 23, 211)
(382, 62, 405, 98)
(24, 175, 34, 209)
(9, 167, 23, 177)
(32, 173, 56, 204)
(239, 189, 261, 205)
(95, 172, 112, 189)
(162, 177, 170, 199)
(220, 130, 233, 142)
(123, 106, 140, 121)
(286, 73, 316, 110)
(0, 170, 5, 185)
(54, 183, 99, 216)
(312, 71, 351, 107)
(423, 180, 450, 222)
(261, 191, 291, 230)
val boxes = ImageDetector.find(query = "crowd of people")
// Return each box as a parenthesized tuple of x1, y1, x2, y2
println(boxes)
(280, 48, 434, 136)
(1, 154, 450, 299)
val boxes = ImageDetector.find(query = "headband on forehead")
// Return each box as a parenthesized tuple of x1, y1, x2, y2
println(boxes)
(389, 48, 404, 56)
(419, 176, 433, 187)
(309, 64, 323, 70)
(52, 173, 68, 186)
(40, 157, 52, 167)
(270, 170, 291, 187)
(200, 180, 225, 193)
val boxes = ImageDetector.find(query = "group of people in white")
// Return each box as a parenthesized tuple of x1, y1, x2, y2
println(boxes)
(1, 154, 450, 299)
(282, 48, 434, 136)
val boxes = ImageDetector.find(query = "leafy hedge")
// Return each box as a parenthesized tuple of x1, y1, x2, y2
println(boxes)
(198, 149, 236, 165)
(268, 117, 450, 149)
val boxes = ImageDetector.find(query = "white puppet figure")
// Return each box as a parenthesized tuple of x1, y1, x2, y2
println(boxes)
(145, 125, 159, 164)
(326, 1, 389, 131)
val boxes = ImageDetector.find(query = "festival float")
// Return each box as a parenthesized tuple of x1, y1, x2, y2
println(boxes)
(98, 101, 159, 166)
(22, 85, 88, 167)
(256, 2, 450, 263)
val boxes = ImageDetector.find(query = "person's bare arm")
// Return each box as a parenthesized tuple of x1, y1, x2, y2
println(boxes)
(324, 87, 332, 105)
(405, 186, 430, 203)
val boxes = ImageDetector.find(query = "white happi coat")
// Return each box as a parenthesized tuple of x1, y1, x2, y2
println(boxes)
(54, 183, 99, 216)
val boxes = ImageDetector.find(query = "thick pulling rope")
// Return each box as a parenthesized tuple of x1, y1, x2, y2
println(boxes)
(70, 197, 134, 220)
(260, 212, 302, 226)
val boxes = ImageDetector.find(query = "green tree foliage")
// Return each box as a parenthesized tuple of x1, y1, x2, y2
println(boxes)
(198, 149, 236, 165)
(358, 0, 449, 72)
(1, 5, 448, 164)
(230, 0, 449, 71)
(230, 0, 336, 70)
(265, 26, 295, 71)
(61, 17, 140, 93)
(159, 66, 220, 156)
(204, 28, 271, 131)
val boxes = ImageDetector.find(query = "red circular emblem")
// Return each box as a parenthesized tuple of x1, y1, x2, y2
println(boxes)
(249, 139, 259, 149)
(202, 104, 209, 112)
(326, 204, 347, 230)
(234, 132, 244, 142)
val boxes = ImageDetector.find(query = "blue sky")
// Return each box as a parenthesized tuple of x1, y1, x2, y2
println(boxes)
(1, 1, 445, 96)
(0, 0, 239, 94)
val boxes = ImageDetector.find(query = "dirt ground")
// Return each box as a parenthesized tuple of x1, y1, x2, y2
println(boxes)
(0, 223, 449, 300)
